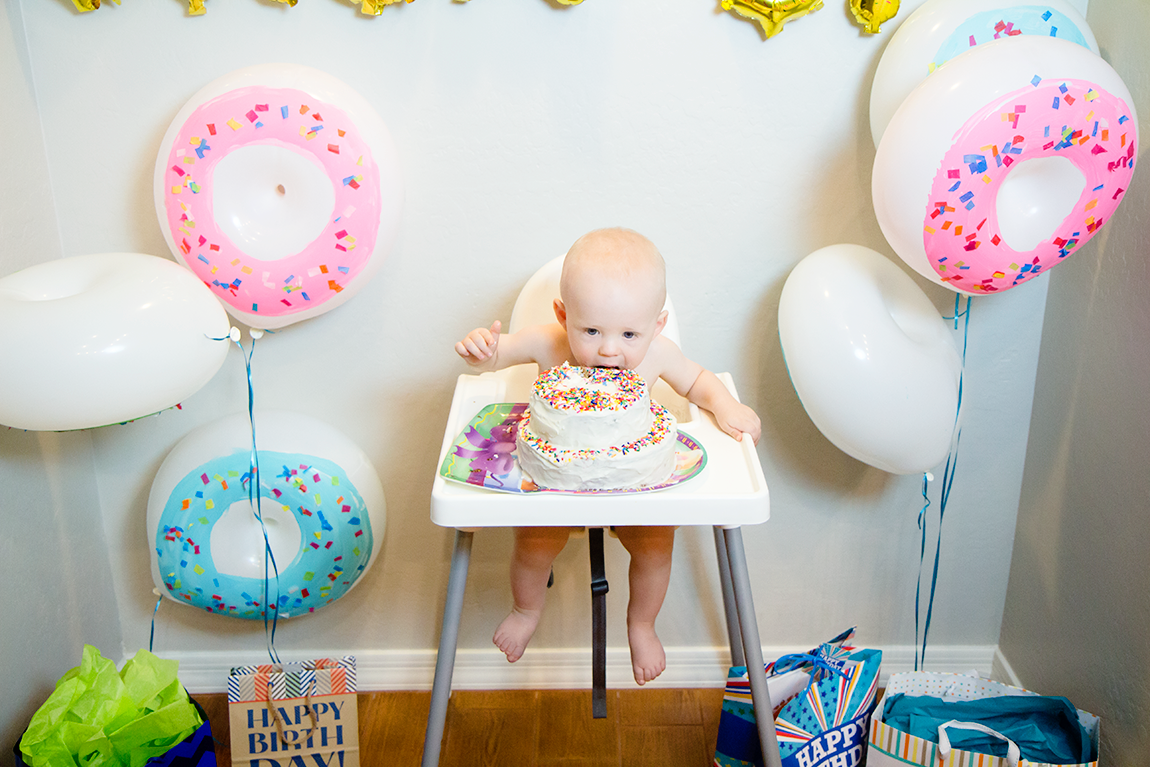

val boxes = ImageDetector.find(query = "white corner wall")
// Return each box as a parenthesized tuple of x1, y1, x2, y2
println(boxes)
(2, 0, 1060, 712)
(1000, 0, 1149, 762)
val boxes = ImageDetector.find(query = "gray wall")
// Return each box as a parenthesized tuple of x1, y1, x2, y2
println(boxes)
(0, 4, 123, 758)
(999, 1, 1150, 763)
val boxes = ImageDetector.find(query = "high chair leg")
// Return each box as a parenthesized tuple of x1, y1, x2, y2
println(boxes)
(421, 528, 473, 767)
(713, 526, 746, 667)
(723, 526, 783, 767)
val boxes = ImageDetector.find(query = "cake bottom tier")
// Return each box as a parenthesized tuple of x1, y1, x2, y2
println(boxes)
(516, 405, 678, 492)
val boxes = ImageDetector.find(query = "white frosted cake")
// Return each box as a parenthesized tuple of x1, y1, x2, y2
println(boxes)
(517, 363, 678, 491)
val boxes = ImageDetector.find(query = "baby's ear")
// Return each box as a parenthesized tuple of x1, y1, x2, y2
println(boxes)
(654, 309, 668, 335)
(553, 299, 568, 328)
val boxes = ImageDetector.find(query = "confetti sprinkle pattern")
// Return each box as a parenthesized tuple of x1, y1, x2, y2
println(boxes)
(928, 8, 1091, 74)
(154, 450, 374, 619)
(161, 86, 381, 321)
(923, 77, 1135, 293)
(531, 363, 647, 413)
(518, 403, 675, 465)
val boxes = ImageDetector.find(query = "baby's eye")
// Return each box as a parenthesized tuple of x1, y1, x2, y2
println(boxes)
(623, 331, 637, 340)
(585, 328, 599, 336)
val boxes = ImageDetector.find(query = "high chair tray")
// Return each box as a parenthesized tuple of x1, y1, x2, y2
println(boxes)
(430, 369, 770, 528)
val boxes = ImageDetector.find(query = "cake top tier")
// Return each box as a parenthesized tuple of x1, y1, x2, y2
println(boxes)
(532, 363, 647, 413)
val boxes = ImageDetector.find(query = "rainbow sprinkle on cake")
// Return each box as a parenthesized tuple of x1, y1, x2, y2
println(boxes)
(531, 363, 647, 413)
(518, 403, 675, 464)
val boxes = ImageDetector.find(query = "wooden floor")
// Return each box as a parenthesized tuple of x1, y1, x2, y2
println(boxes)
(195, 687, 726, 766)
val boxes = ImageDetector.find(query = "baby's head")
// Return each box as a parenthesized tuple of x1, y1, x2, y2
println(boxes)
(554, 228, 668, 370)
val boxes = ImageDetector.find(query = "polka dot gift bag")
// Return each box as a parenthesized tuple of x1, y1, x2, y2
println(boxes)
(867, 671, 1099, 767)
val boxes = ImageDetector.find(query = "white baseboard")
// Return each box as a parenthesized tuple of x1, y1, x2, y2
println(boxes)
(174, 643, 1005, 694)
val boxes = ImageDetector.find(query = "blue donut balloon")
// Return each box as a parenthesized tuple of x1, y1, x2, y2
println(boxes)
(147, 410, 385, 619)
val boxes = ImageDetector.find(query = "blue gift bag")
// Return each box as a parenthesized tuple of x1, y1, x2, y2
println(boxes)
(714, 628, 882, 767)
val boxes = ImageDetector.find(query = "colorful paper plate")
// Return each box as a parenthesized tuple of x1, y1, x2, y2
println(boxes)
(440, 403, 707, 495)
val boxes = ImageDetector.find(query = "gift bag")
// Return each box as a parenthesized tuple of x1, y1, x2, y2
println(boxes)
(228, 657, 359, 767)
(16, 646, 210, 767)
(867, 671, 1099, 767)
(714, 628, 882, 767)
(15, 700, 215, 767)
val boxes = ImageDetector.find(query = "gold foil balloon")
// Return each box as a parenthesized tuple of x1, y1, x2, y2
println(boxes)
(721, 0, 824, 38)
(850, 0, 899, 33)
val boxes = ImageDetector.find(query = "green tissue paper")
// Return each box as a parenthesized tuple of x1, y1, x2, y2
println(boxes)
(19, 645, 202, 767)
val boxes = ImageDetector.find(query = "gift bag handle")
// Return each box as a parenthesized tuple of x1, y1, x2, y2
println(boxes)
(266, 675, 320, 749)
(937, 720, 1021, 767)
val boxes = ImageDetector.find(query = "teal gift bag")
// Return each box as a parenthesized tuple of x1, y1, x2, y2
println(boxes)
(713, 628, 882, 767)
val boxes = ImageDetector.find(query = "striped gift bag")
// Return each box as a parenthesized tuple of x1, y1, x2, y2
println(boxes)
(714, 629, 881, 767)
(228, 657, 359, 767)
(867, 672, 1099, 767)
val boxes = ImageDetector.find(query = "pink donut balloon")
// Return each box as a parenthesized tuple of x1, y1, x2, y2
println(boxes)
(154, 64, 403, 329)
(873, 36, 1137, 295)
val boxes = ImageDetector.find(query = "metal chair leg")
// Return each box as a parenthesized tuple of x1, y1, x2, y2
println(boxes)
(421, 529, 474, 767)
(713, 525, 746, 668)
(723, 526, 783, 767)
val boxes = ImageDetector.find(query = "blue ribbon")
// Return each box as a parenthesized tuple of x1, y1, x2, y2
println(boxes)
(916, 295, 971, 670)
(210, 329, 282, 664)
(772, 649, 849, 702)
(148, 592, 163, 654)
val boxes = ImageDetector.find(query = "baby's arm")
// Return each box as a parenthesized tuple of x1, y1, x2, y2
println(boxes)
(651, 337, 762, 445)
(455, 321, 565, 372)
(684, 371, 762, 445)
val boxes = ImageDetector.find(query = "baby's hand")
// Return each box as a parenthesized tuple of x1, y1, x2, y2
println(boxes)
(714, 401, 762, 446)
(455, 320, 501, 365)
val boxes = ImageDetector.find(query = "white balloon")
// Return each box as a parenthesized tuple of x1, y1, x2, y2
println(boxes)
(870, 0, 1097, 147)
(154, 63, 404, 330)
(778, 244, 961, 474)
(873, 36, 1138, 295)
(147, 410, 386, 619)
(0, 253, 230, 431)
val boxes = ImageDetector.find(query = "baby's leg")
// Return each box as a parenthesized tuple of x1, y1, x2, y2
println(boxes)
(614, 525, 675, 685)
(494, 526, 571, 663)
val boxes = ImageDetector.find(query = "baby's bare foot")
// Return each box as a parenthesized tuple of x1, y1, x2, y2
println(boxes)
(627, 621, 666, 685)
(493, 607, 541, 663)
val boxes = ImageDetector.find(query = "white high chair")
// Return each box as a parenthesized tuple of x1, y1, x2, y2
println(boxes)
(422, 256, 781, 767)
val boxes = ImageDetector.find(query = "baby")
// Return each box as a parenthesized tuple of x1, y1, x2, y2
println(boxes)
(455, 227, 761, 685)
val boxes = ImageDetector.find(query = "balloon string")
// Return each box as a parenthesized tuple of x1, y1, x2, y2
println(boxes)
(229, 330, 282, 665)
(148, 592, 163, 654)
(916, 295, 972, 670)
(914, 473, 930, 672)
